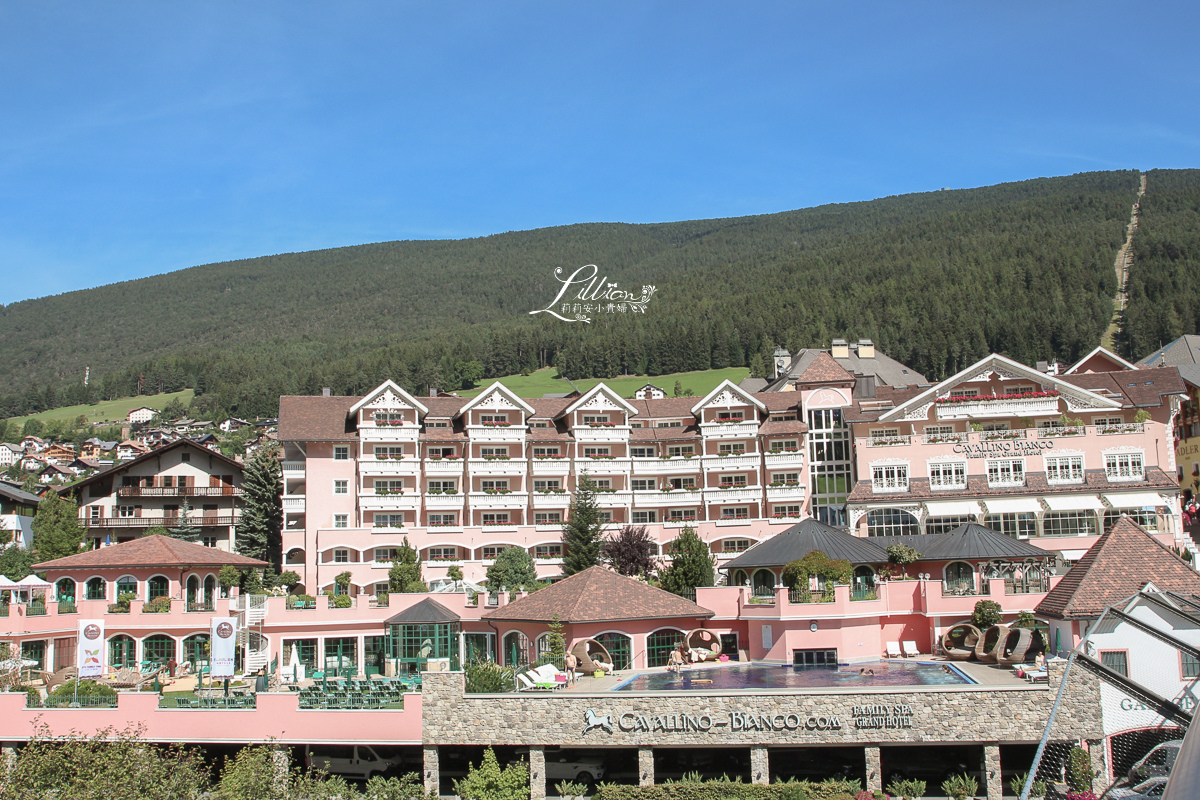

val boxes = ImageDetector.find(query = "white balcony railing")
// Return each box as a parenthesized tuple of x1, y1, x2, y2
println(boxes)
(468, 458, 528, 475)
(423, 458, 466, 474)
(464, 425, 527, 443)
(631, 457, 702, 475)
(866, 435, 911, 447)
(702, 454, 761, 470)
(765, 485, 806, 500)
(531, 492, 571, 508)
(934, 396, 1060, 420)
(763, 451, 805, 467)
(359, 426, 421, 443)
(468, 492, 530, 509)
(699, 420, 760, 439)
(424, 493, 466, 509)
(283, 495, 306, 510)
(704, 487, 763, 503)
(281, 461, 306, 475)
(360, 458, 421, 476)
(572, 426, 632, 443)
(531, 458, 571, 474)
(359, 493, 421, 512)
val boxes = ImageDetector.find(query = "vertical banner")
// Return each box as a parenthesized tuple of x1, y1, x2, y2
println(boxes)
(77, 619, 105, 678)
(210, 616, 237, 678)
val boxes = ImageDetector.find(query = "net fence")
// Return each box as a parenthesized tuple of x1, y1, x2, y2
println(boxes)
(1021, 590, 1197, 800)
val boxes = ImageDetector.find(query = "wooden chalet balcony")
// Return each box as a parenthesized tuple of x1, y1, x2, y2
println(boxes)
(82, 515, 238, 528)
(117, 486, 242, 497)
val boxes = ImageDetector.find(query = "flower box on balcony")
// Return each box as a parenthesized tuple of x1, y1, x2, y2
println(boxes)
(535, 455, 567, 460)
(376, 489, 403, 496)
(936, 390, 1059, 405)
(768, 447, 801, 453)
(482, 455, 512, 461)
(587, 455, 616, 460)
(982, 432, 1022, 441)
(481, 421, 512, 427)
(482, 489, 513, 495)
(772, 512, 802, 519)
(768, 481, 800, 488)
(586, 422, 616, 428)
(1039, 426, 1084, 437)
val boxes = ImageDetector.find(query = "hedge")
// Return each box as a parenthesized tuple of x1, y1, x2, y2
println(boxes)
(593, 778, 861, 800)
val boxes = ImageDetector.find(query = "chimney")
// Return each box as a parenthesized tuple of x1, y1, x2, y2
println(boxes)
(855, 375, 877, 399)
(321, 387, 332, 397)
(831, 339, 850, 359)
(858, 339, 875, 359)
(429, 388, 438, 397)
(1035, 362, 1048, 375)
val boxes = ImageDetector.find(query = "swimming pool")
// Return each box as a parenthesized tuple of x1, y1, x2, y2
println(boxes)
(612, 661, 974, 691)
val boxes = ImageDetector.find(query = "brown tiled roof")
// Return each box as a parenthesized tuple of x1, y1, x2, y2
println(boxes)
(630, 397, 701, 419)
(527, 429, 573, 443)
(420, 429, 469, 442)
(794, 352, 855, 385)
(483, 565, 714, 623)
(760, 394, 803, 412)
(528, 398, 574, 418)
(758, 420, 808, 436)
(33, 534, 269, 572)
(844, 386, 927, 423)
(628, 427, 702, 442)
(846, 468, 1179, 503)
(278, 395, 359, 441)
(1060, 367, 1186, 409)
(422, 397, 470, 417)
(1035, 517, 1200, 620)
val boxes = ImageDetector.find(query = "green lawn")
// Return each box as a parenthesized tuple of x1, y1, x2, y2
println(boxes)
(457, 367, 750, 399)
(5, 390, 195, 427)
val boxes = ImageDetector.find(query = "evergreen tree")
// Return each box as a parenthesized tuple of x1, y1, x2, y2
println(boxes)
(561, 474, 604, 576)
(387, 537, 425, 592)
(238, 442, 282, 570)
(31, 491, 83, 562)
(657, 526, 716, 597)
(168, 500, 202, 542)
(485, 546, 538, 590)
(0, 543, 35, 580)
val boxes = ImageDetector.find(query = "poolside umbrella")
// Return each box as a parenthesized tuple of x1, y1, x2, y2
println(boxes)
(287, 644, 299, 681)
(1054, 628, 1061, 656)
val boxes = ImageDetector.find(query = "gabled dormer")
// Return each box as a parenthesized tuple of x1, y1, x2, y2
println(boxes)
(350, 380, 430, 428)
(691, 379, 768, 427)
(878, 354, 1121, 425)
(558, 383, 638, 429)
(457, 383, 536, 429)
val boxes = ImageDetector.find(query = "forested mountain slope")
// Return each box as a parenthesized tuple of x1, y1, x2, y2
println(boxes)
(4, 169, 1187, 421)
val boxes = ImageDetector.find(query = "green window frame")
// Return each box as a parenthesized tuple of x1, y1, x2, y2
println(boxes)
(85, 577, 106, 601)
(595, 633, 632, 671)
(324, 637, 358, 677)
(109, 635, 136, 669)
(283, 639, 318, 670)
(142, 634, 176, 664)
(182, 634, 210, 669)
(147, 575, 170, 600)
(646, 628, 684, 668)
(21, 640, 46, 670)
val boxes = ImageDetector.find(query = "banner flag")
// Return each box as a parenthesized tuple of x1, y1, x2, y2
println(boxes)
(77, 619, 105, 678)
(210, 616, 238, 678)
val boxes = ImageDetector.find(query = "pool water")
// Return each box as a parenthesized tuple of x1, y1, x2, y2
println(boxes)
(613, 661, 974, 691)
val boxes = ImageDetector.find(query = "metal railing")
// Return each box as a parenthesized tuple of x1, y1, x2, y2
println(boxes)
(788, 588, 835, 604)
(158, 694, 258, 709)
(38, 695, 120, 709)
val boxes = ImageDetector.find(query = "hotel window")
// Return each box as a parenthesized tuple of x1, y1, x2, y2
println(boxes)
(480, 414, 508, 424)
(162, 476, 175, 488)
(426, 421, 449, 428)
(926, 516, 973, 536)
(429, 513, 456, 526)
(631, 447, 654, 458)
(1045, 455, 1084, 484)
(1105, 452, 1144, 481)
(333, 514, 348, 529)
(482, 513, 510, 524)
(1100, 651, 1129, 677)
(202, 535, 218, 548)
(948, 388, 979, 399)
(1183, 652, 1200, 680)
(871, 463, 909, 492)
(1104, 509, 1159, 532)
(374, 514, 405, 528)
(117, 505, 138, 518)
(85, 578, 105, 600)
(592, 478, 613, 489)
(1004, 384, 1035, 395)
(89, 506, 102, 520)
(429, 547, 458, 560)
(986, 459, 1025, 488)
(866, 508, 920, 537)
(657, 421, 682, 428)
(532, 447, 560, 457)
(981, 422, 1010, 432)
(534, 512, 562, 525)
(718, 443, 747, 455)
(771, 472, 801, 484)
(376, 479, 404, 494)
(530, 421, 549, 428)
(773, 504, 803, 517)
(374, 548, 398, 563)
(928, 462, 967, 490)
(427, 447, 454, 457)
(481, 479, 509, 492)
(720, 475, 748, 486)
(769, 439, 799, 451)
(427, 480, 456, 492)
(632, 510, 658, 524)
(721, 506, 749, 519)
(668, 509, 697, 521)
(1094, 417, 1123, 427)
(583, 446, 611, 456)
(870, 428, 900, 440)
(333, 446, 349, 461)
(334, 479, 348, 495)
(333, 549, 349, 563)
(715, 411, 744, 422)
(668, 477, 697, 489)
(481, 546, 502, 559)
(632, 479, 654, 491)
(925, 425, 954, 437)
(533, 479, 561, 491)
(582, 415, 609, 424)
(534, 543, 563, 558)
(985, 513, 1037, 539)
(376, 446, 405, 458)
(667, 445, 694, 457)
(1043, 511, 1098, 537)
(480, 447, 508, 457)
(597, 510, 613, 523)
(723, 539, 751, 552)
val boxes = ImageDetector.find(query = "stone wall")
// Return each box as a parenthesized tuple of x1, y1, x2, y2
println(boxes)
(421, 662, 1103, 748)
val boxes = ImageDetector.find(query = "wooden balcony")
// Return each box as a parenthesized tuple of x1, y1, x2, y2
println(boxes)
(117, 486, 242, 497)
(81, 515, 238, 528)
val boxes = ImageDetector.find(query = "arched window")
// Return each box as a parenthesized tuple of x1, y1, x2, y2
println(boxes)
(594, 633, 633, 671)
(108, 635, 136, 669)
(731, 569, 749, 587)
(203, 575, 217, 605)
(182, 634, 210, 671)
(85, 577, 106, 601)
(944, 562, 975, 594)
(286, 548, 306, 565)
(534, 633, 552, 663)
(751, 569, 776, 598)
(866, 508, 920, 537)
(55, 578, 75, 602)
(186, 575, 201, 604)
(503, 631, 530, 668)
(142, 634, 176, 665)
(147, 575, 169, 600)
(646, 628, 685, 668)
(852, 566, 876, 597)
(116, 575, 137, 599)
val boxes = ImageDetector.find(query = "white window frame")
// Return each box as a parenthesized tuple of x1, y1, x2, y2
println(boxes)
(481, 479, 509, 492)
(1045, 454, 1085, 485)
(1105, 451, 1145, 481)
(720, 506, 750, 519)
(631, 479, 654, 491)
(632, 510, 657, 524)
(582, 446, 611, 457)
(986, 459, 1025, 488)
(429, 513, 457, 526)
(333, 479, 348, 495)
(532, 447, 560, 457)
(871, 462, 909, 493)
(333, 549, 349, 563)
(667, 445, 694, 457)
(533, 512, 562, 525)
(333, 514, 348, 529)
(631, 447, 655, 458)
(532, 479, 561, 491)
(928, 461, 967, 490)
(718, 442, 748, 455)
(480, 446, 508, 458)
(333, 446, 349, 461)
(481, 512, 510, 524)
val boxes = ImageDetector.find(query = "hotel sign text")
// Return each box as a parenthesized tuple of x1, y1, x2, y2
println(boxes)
(851, 704, 915, 729)
(952, 440, 1054, 459)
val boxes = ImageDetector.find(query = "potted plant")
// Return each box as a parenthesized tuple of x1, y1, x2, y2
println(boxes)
(941, 773, 978, 800)
(1010, 772, 1046, 800)
(886, 778, 926, 800)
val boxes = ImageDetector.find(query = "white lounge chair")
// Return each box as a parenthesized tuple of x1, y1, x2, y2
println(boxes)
(517, 673, 556, 692)
(902, 641, 919, 658)
(885, 642, 902, 659)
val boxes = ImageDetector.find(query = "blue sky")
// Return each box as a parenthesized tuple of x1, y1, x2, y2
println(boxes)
(2, 1, 1198, 304)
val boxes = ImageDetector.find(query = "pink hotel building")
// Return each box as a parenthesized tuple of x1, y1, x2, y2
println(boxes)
(278, 345, 1189, 599)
